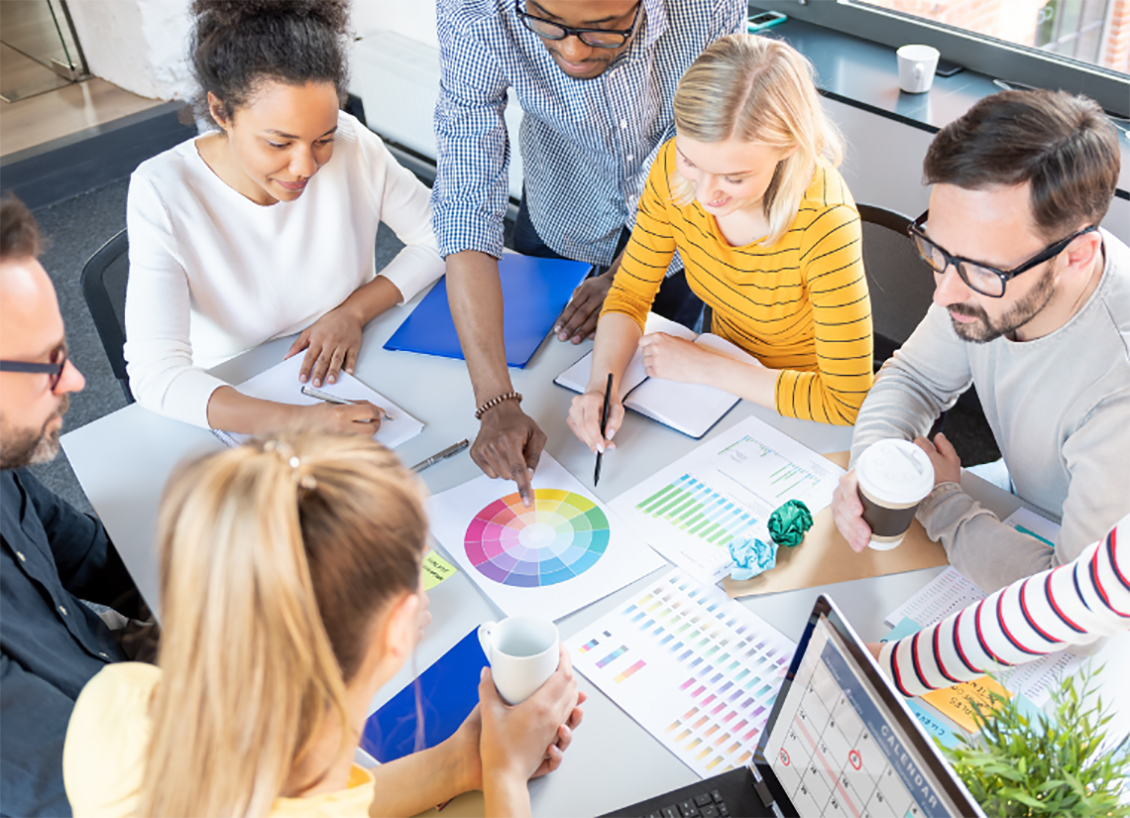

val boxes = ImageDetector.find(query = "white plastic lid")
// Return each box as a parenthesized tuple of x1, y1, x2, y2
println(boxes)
(856, 439, 935, 505)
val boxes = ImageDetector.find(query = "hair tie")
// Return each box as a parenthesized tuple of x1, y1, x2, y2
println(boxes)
(264, 440, 318, 491)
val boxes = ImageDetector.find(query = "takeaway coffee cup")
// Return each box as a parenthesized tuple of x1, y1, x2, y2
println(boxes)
(897, 44, 940, 94)
(855, 439, 935, 550)
(478, 616, 560, 704)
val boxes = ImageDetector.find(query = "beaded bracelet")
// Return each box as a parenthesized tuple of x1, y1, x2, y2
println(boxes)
(475, 390, 523, 420)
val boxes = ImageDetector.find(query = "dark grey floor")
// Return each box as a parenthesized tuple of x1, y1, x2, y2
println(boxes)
(28, 177, 1001, 518)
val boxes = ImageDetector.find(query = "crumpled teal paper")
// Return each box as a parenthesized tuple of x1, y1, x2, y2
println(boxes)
(768, 499, 813, 548)
(727, 537, 777, 581)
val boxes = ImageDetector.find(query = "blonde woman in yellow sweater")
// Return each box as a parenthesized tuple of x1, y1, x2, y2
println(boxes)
(569, 34, 873, 452)
(62, 434, 583, 818)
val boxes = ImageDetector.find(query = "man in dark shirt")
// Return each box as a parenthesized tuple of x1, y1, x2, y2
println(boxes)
(1, 195, 143, 817)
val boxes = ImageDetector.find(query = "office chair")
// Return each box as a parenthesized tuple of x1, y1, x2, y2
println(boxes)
(856, 203, 937, 369)
(80, 228, 134, 403)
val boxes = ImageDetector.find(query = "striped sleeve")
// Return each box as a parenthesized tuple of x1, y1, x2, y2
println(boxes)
(601, 146, 678, 331)
(775, 203, 873, 425)
(879, 514, 1130, 697)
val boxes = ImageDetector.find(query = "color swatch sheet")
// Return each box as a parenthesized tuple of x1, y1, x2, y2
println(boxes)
(567, 568, 796, 778)
(611, 417, 844, 583)
(429, 454, 666, 621)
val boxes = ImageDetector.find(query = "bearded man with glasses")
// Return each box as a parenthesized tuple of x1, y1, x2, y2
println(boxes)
(831, 90, 1129, 592)
(1, 195, 147, 817)
(433, 0, 743, 506)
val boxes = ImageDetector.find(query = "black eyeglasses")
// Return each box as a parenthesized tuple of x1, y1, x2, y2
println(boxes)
(908, 210, 1098, 298)
(0, 345, 69, 391)
(516, 0, 641, 49)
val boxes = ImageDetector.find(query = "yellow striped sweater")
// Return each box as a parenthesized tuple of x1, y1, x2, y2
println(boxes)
(603, 140, 874, 425)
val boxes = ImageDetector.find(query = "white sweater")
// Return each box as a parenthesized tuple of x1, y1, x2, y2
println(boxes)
(124, 112, 444, 428)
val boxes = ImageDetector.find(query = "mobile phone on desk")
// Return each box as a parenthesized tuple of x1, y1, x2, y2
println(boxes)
(748, 10, 787, 32)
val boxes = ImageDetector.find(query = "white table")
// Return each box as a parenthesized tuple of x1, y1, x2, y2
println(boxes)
(61, 297, 1130, 817)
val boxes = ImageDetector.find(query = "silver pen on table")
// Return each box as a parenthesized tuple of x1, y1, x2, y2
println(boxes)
(300, 383, 393, 420)
(411, 439, 470, 472)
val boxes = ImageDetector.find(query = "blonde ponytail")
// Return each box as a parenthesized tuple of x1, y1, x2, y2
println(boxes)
(671, 34, 843, 247)
(139, 434, 427, 817)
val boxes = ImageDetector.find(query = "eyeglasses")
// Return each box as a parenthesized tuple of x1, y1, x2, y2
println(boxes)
(0, 345, 69, 391)
(907, 211, 1098, 298)
(516, 0, 641, 49)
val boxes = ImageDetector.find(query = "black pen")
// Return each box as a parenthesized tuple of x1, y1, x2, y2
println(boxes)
(595, 372, 613, 487)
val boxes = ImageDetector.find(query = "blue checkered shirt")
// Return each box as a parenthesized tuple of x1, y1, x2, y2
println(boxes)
(433, 0, 745, 266)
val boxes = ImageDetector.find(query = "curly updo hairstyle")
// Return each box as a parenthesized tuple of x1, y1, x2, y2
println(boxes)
(190, 0, 351, 127)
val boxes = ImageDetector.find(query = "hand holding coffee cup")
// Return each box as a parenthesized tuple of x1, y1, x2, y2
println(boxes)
(854, 439, 935, 550)
(479, 616, 560, 704)
(897, 44, 940, 94)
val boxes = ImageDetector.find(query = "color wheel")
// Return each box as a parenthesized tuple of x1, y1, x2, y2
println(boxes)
(465, 489, 610, 587)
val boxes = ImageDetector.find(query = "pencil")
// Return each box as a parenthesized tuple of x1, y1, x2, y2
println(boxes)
(595, 372, 613, 486)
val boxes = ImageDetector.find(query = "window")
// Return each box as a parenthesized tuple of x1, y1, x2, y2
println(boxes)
(858, 0, 1127, 74)
(756, 0, 1130, 116)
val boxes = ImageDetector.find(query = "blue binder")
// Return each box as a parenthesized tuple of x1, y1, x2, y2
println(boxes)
(359, 628, 488, 763)
(383, 254, 592, 368)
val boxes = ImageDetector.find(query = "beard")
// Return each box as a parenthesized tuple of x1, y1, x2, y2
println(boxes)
(0, 394, 69, 470)
(948, 263, 1057, 343)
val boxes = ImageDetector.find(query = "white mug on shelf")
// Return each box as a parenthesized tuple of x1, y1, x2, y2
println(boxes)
(478, 616, 560, 704)
(897, 44, 940, 94)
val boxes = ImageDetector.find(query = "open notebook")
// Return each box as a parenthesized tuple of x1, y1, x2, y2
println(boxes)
(554, 313, 759, 439)
(213, 355, 424, 449)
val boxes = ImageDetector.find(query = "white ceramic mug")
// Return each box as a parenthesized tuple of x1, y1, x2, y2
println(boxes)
(897, 45, 940, 94)
(478, 616, 560, 704)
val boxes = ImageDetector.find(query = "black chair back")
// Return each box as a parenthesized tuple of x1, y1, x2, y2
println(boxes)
(80, 229, 133, 402)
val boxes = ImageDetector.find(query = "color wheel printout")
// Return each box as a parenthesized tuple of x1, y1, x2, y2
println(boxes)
(611, 417, 844, 584)
(428, 454, 667, 621)
(567, 569, 796, 778)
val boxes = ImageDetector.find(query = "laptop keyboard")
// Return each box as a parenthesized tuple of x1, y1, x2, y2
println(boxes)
(645, 788, 731, 818)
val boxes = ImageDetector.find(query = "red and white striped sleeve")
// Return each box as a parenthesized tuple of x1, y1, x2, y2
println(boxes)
(879, 514, 1130, 697)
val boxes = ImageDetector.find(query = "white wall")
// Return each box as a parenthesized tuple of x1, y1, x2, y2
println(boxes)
(67, 0, 194, 101)
(351, 0, 437, 47)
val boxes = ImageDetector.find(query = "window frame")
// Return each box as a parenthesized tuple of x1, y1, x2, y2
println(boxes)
(752, 0, 1130, 117)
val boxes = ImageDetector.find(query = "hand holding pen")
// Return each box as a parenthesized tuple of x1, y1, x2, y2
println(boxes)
(566, 377, 624, 461)
(301, 384, 389, 435)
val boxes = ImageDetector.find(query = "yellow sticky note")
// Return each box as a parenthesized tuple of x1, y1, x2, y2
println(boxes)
(921, 675, 1012, 733)
(422, 550, 457, 591)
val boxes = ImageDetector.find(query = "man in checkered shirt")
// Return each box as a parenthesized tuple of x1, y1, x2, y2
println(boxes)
(433, 0, 744, 502)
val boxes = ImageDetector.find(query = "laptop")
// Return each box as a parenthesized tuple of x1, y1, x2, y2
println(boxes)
(601, 594, 984, 818)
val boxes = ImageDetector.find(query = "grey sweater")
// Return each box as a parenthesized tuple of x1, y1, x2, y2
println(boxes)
(850, 229, 1130, 591)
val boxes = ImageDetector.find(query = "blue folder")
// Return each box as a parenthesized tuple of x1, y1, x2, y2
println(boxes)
(360, 628, 488, 763)
(383, 254, 592, 368)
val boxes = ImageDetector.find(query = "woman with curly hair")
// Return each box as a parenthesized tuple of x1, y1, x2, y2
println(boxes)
(124, 0, 445, 437)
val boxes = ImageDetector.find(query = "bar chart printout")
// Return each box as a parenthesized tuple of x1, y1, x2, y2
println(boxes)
(566, 569, 796, 778)
(613, 417, 844, 582)
(765, 619, 953, 818)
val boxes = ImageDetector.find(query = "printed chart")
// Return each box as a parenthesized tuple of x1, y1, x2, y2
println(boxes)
(614, 417, 843, 583)
(429, 454, 666, 621)
(567, 569, 796, 778)
(767, 619, 952, 818)
(465, 489, 609, 587)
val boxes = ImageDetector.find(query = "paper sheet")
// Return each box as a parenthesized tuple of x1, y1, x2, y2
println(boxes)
(566, 568, 795, 778)
(1002, 506, 1061, 547)
(724, 450, 949, 598)
(883, 567, 987, 628)
(906, 700, 961, 750)
(921, 675, 1012, 733)
(422, 550, 457, 591)
(224, 354, 424, 449)
(611, 417, 844, 584)
(428, 454, 666, 621)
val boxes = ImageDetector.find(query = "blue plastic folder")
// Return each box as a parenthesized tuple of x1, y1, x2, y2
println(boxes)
(360, 628, 488, 763)
(383, 254, 592, 368)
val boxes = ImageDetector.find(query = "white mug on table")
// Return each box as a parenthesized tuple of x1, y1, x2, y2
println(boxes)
(897, 44, 940, 94)
(479, 616, 560, 704)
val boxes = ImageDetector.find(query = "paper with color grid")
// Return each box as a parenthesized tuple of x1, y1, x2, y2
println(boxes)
(428, 454, 666, 622)
(567, 568, 795, 778)
(220, 354, 423, 449)
(611, 417, 844, 584)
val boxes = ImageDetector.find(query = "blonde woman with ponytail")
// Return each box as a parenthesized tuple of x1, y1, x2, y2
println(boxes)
(62, 434, 583, 817)
(569, 35, 874, 452)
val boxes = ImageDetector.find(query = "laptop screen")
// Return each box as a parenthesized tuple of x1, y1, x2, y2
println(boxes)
(760, 611, 973, 818)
